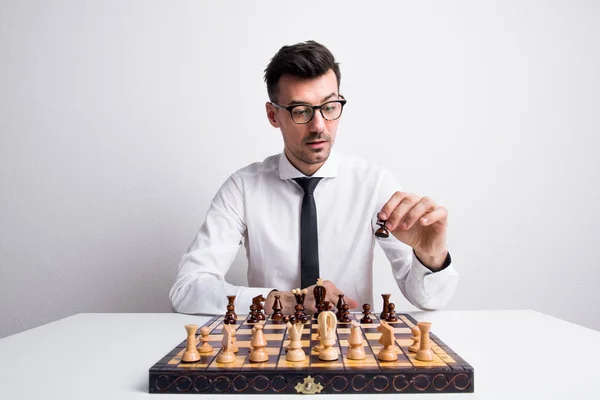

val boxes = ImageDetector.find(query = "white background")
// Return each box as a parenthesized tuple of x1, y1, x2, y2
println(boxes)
(1, 0, 599, 338)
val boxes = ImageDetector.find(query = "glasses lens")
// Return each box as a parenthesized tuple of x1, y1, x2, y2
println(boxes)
(291, 105, 314, 124)
(321, 101, 343, 121)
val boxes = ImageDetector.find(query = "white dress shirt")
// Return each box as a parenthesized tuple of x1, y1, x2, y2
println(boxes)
(170, 151, 459, 315)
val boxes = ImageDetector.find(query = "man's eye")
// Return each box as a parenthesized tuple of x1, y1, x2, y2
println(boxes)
(293, 108, 309, 116)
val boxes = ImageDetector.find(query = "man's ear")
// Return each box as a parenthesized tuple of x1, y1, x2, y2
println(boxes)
(266, 102, 279, 128)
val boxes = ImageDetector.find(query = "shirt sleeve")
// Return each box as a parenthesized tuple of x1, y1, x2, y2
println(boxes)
(373, 170, 459, 311)
(169, 174, 275, 315)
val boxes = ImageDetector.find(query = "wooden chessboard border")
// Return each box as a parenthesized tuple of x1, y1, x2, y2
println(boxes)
(148, 313, 474, 394)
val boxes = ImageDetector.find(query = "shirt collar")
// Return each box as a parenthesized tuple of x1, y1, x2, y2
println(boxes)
(278, 149, 339, 180)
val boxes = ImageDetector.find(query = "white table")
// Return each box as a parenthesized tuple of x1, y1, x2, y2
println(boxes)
(0, 311, 599, 399)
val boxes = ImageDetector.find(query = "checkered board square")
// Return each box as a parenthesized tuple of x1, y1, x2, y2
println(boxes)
(149, 313, 474, 394)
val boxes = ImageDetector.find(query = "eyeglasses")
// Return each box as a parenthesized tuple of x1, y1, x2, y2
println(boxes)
(271, 99, 347, 124)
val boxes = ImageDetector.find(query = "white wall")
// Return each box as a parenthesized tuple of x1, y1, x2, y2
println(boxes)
(1, 0, 599, 338)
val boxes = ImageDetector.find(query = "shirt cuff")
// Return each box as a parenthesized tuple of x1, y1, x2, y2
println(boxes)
(407, 251, 459, 310)
(413, 249, 452, 272)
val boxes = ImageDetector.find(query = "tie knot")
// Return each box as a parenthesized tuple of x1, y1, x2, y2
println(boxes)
(294, 177, 322, 195)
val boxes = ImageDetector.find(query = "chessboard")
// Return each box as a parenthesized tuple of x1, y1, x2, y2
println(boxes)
(149, 313, 473, 394)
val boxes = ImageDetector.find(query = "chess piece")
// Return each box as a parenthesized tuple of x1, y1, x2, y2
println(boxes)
(216, 324, 236, 363)
(347, 321, 366, 360)
(377, 321, 398, 361)
(181, 324, 201, 362)
(313, 330, 324, 353)
(385, 303, 398, 322)
(286, 321, 306, 362)
(224, 309, 236, 325)
(335, 294, 346, 320)
(380, 293, 391, 320)
(408, 325, 421, 353)
(415, 322, 434, 361)
(271, 295, 284, 321)
(226, 295, 237, 319)
(230, 326, 239, 353)
(249, 323, 269, 362)
(294, 304, 308, 324)
(224, 297, 237, 325)
(313, 278, 326, 317)
(247, 304, 259, 323)
(252, 294, 266, 320)
(339, 303, 351, 323)
(197, 326, 213, 353)
(292, 288, 308, 320)
(375, 214, 389, 238)
(317, 309, 338, 361)
(316, 301, 327, 318)
(360, 303, 372, 323)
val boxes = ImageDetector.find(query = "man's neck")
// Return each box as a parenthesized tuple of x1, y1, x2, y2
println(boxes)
(284, 150, 326, 177)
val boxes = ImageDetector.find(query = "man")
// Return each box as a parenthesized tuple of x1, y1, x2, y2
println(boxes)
(170, 41, 458, 316)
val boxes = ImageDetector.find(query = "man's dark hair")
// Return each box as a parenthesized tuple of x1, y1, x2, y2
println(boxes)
(264, 40, 341, 102)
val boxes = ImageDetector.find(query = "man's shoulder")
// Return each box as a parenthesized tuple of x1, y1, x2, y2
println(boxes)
(336, 152, 389, 177)
(231, 153, 280, 179)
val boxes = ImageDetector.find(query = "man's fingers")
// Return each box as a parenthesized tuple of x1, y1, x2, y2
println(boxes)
(396, 196, 437, 231)
(344, 296, 359, 309)
(385, 194, 421, 231)
(378, 191, 410, 221)
(420, 206, 448, 227)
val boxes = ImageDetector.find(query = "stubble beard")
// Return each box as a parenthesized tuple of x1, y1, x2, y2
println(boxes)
(291, 141, 331, 166)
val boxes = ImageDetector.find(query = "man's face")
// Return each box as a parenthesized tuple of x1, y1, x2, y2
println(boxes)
(266, 69, 342, 176)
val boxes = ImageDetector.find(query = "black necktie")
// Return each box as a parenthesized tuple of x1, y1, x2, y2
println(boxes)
(293, 177, 322, 289)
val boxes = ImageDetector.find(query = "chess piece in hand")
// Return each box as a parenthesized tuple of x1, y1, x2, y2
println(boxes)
(378, 191, 449, 270)
(265, 280, 359, 315)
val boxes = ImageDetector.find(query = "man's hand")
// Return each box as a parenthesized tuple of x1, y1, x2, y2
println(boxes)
(379, 191, 449, 270)
(264, 280, 359, 315)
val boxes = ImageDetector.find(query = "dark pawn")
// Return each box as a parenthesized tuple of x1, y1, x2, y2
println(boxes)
(224, 311, 236, 325)
(294, 303, 307, 321)
(298, 313, 308, 324)
(322, 300, 334, 312)
(386, 303, 398, 322)
(374, 214, 390, 238)
(247, 304, 258, 323)
(336, 294, 346, 320)
(226, 295, 237, 319)
(360, 303, 373, 324)
(339, 304, 351, 323)
(380, 293, 391, 320)
(271, 295, 284, 321)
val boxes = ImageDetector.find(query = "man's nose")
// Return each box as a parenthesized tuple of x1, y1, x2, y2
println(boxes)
(308, 110, 326, 132)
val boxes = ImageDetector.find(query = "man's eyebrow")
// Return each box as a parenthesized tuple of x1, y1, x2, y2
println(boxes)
(288, 93, 337, 106)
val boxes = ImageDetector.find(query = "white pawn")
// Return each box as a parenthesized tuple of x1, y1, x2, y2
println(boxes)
(347, 321, 366, 360)
(249, 323, 269, 362)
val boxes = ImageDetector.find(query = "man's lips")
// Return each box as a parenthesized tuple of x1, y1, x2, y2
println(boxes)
(306, 140, 327, 148)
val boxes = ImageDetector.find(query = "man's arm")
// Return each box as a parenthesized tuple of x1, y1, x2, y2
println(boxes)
(374, 171, 459, 311)
(169, 175, 274, 315)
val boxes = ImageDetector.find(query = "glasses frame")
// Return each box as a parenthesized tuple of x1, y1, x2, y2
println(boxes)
(270, 98, 347, 124)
